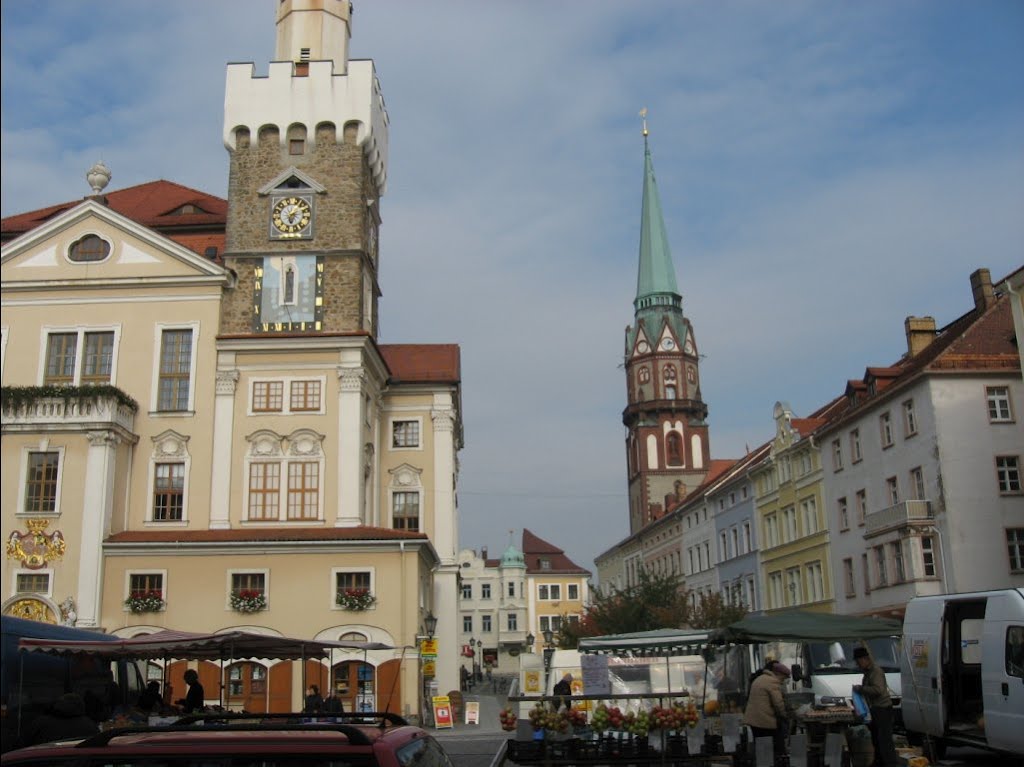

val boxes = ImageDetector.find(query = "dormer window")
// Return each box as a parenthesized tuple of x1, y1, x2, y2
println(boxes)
(171, 203, 206, 216)
(68, 234, 110, 263)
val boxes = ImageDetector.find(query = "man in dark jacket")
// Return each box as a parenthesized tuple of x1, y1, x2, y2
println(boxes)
(852, 647, 900, 767)
(22, 693, 99, 745)
(174, 669, 205, 713)
(552, 673, 573, 711)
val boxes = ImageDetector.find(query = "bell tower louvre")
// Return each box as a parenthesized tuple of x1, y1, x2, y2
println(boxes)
(623, 118, 710, 535)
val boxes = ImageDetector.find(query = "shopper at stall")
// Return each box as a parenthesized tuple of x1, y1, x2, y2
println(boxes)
(174, 669, 205, 713)
(852, 647, 900, 767)
(21, 693, 99, 745)
(743, 662, 790, 759)
(552, 673, 573, 712)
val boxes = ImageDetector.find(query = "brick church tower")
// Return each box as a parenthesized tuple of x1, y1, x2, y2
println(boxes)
(623, 123, 710, 534)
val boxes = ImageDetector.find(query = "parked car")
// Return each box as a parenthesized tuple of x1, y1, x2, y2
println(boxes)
(0, 712, 456, 767)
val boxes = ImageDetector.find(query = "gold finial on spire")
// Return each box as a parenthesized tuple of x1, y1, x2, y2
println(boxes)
(639, 107, 649, 137)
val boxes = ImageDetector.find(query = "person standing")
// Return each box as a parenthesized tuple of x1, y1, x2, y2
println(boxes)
(175, 669, 205, 713)
(21, 693, 99, 746)
(743, 662, 790, 759)
(552, 673, 573, 712)
(304, 685, 323, 714)
(852, 647, 900, 767)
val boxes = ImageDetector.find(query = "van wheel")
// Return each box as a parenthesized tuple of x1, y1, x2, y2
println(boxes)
(922, 737, 945, 761)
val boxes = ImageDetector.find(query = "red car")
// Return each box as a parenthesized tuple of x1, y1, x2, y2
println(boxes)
(0, 712, 456, 767)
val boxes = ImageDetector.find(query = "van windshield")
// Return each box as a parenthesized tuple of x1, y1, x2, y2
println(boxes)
(807, 638, 900, 674)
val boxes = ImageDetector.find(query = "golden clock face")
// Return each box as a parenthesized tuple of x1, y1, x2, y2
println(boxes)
(271, 196, 312, 237)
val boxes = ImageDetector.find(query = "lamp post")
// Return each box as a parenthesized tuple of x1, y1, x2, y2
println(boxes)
(542, 628, 556, 698)
(421, 612, 437, 726)
(525, 632, 535, 653)
(475, 639, 483, 682)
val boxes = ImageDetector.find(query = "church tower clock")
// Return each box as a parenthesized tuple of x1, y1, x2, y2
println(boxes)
(623, 120, 710, 535)
(219, 0, 387, 337)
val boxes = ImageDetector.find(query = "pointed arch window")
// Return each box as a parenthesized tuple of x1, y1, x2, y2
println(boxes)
(666, 432, 683, 467)
(638, 367, 650, 384)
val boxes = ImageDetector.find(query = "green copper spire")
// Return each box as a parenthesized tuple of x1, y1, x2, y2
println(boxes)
(634, 119, 681, 315)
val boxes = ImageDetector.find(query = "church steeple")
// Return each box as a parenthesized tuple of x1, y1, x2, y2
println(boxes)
(635, 127, 681, 314)
(622, 113, 710, 536)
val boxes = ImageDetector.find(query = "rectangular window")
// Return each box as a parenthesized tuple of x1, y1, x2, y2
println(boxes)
(801, 498, 818, 535)
(892, 541, 905, 583)
(157, 329, 193, 411)
(392, 491, 420, 531)
(783, 507, 797, 542)
(44, 332, 77, 384)
(248, 463, 281, 520)
(16, 572, 51, 594)
(507, 613, 518, 631)
(732, 528, 740, 557)
(481, 583, 491, 599)
(832, 439, 843, 471)
(886, 476, 899, 505)
(765, 515, 779, 548)
(153, 463, 184, 521)
(287, 462, 319, 520)
(231, 572, 266, 597)
(850, 429, 862, 463)
(335, 571, 371, 604)
(461, 583, 471, 599)
(786, 567, 802, 605)
(855, 489, 867, 526)
(507, 582, 515, 598)
(82, 332, 115, 383)
(462, 615, 472, 633)
(806, 561, 824, 603)
(289, 380, 321, 412)
(987, 386, 1013, 422)
(1008, 528, 1024, 573)
(744, 522, 752, 551)
(838, 497, 849, 531)
(252, 381, 284, 412)
(922, 536, 937, 577)
(862, 553, 871, 593)
(129, 573, 163, 599)
(392, 420, 420, 448)
(720, 531, 728, 560)
(875, 546, 888, 586)
(903, 399, 918, 436)
(910, 467, 926, 500)
(996, 456, 1022, 493)
(481, 614, 492, 632)
(843, 558, 855, 597)
(24, 451, 60, 513)
(880, 412, 894, 448)
(568, 584, 579, 600)
(768, 572, 783, 609)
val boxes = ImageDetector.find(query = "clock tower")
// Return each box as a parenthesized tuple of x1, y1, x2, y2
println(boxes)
(623, 125, 710, 535)
(219, 0, 387, 337)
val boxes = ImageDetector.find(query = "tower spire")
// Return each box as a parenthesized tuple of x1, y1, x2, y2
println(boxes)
(634, 111, 681, 315)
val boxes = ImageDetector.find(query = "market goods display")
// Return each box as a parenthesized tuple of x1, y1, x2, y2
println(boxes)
(498, 706, 517, 731)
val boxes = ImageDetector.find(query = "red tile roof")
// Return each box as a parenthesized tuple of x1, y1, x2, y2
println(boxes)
(379, 344, 461, 384)
(1, 180, 227, 259)
(105, 527, 427, 544)
(522, 528, 591, 575)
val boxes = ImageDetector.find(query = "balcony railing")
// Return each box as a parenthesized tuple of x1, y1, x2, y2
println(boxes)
(864, 499, 933, 537)
(2, 394, 137, 434)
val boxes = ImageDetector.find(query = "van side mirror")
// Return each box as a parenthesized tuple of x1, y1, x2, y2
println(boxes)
(791, 664, 803, 683)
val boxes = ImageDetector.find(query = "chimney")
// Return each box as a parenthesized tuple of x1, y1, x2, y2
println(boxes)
(481, 547, 488, 561)
(904, 316, 937, 357)
(970, 268, 995, 311)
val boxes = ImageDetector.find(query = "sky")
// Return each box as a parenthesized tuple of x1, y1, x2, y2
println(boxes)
(2, 1, 1023, 579)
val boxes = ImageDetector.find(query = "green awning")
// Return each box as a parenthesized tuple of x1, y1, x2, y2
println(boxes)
(711, 610, 901, 644)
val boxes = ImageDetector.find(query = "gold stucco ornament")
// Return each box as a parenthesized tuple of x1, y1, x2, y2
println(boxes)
(6, 519, 66, 569)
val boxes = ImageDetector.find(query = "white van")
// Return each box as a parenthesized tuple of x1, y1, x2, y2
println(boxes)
(900, 588, 1024, 759)
(780, 638, 902, 713)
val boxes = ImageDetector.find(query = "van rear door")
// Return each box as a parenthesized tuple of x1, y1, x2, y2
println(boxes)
(982, 590, 1024, 753)
(900, 598, 944, 736)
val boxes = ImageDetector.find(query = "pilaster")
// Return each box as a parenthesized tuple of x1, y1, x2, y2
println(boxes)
(336, 366, 365, 527)
(210, 369, 240, 529)
(78, 431, 119, 627)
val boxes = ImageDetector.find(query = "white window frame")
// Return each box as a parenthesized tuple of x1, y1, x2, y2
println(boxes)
(331, 566, 375, 611)
(461, 583, 472, 599)
(243, 429, 326, 523)
(146, 430, 191, 526)
(125, 569, 168, 612)
(537, 583, 562, 601)
(879, 411, 894, 448)
(65, 231, 113, 264)
(850, 429, 862, 463)
(903, 398, 918, 436)
(481, 583, 491, 600)
(996, 455, 1022, 494)
(150, 322, 200, 415)
(986, 386, 1014, 423)
(832, 439, 843, 471)
(12, 568, 54, 599)
(226, 568, 270, 610)
(482, 614, 492, 632)
(38, 325, 121, 386)
(838, 497, 850, 531)
(567, 583, 579, 601)
(507, 613, 518, 631)
(17, 444, 66, 517)
(389, 417, 423, 451)
(247, 376, 327, 416)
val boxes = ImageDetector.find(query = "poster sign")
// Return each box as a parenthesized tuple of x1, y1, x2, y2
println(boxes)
(464, 700, 480, 725)
(421, 659, 436, 678)
(520, 652, 543, 694)
(432, 696, 453, 729)
(911, 638, 929, 669)
(420, 638, 438, 657)
(581, 654, 610, 696)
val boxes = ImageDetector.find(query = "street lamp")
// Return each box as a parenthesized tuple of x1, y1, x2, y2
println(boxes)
(525, 632, 535, 652)
(424, 612, 438, 639)
(542, 628, 556, 697)
(475, 638, 483, 681)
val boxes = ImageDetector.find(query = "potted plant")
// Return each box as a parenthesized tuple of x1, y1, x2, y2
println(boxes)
(124, 590, 165, 613)
(230, 589, 267, 613)
(336, 587, 375, 611)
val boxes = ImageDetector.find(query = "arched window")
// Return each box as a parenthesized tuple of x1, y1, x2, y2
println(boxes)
(665, 384, 677, 400)
(638, 367, 650, 384)
(664, 365, 676, 381)
(666, 432, 683, 466)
